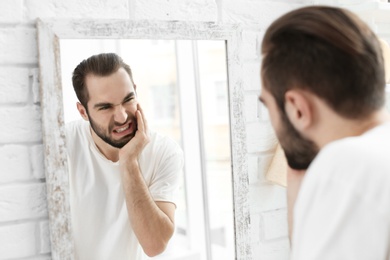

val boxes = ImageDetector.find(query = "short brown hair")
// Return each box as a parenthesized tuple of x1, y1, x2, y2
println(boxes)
(261, 6, 385, 119)
(72, 53, 134, 108)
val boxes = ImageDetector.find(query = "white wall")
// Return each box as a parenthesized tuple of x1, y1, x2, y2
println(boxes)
(1, 0, 388, 259)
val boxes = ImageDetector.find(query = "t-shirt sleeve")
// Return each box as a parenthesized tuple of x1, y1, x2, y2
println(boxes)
(148, 141, 184, 206)
(291, 142, 390, 260)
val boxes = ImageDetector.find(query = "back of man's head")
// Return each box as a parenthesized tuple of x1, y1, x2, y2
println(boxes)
(261, 6, 386, 119)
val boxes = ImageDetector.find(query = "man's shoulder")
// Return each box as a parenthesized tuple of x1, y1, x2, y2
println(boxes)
(149, 130, 182, 151)
(145, 130, 183, 161)
(306, 122, 390, 187)
(320, 122, 390, 162)
(65, 120, 89, 148)
(139, 131, 184, 177)
(65, 119, 86, 132)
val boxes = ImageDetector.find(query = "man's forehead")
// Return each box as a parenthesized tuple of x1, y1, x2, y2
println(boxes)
(85, 71, 135, 104)
(85, 70, 134, 90)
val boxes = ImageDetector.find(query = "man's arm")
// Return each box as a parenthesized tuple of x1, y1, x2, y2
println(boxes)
(119, 104, 175, 257)
(121, 161, 175, 257)
(287, 167, 306, 243)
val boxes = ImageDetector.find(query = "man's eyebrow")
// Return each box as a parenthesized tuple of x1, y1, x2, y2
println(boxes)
(93, 92, 135, 109)
(93, 102, 112, 109)
(123, 92, 135, 101)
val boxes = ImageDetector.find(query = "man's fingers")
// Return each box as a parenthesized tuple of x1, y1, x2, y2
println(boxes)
(136, 110, 145, 133)
(137, 104, 148, 133)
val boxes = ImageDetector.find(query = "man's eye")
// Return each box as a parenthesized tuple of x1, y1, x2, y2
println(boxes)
(99, 106, 111, 111)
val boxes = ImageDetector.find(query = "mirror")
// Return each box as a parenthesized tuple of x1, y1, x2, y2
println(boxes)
(61, 38, 233, 260)
(37, 20, 250, 260)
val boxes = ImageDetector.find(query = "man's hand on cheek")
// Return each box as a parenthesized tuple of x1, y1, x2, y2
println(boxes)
(119, 103, 150, 164)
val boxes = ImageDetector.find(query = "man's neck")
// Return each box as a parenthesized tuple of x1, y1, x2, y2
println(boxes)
(90, 127, 120, 162)
(314, 108, 390, 149)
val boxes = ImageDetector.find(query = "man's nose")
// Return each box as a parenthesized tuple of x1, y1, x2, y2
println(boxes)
(114, 105, 128, 124)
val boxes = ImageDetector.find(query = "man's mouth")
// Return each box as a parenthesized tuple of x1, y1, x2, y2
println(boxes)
(114, 124, 130, 133)
(112, 122, 134, 137)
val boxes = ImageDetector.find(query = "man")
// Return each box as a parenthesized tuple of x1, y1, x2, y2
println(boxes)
(66, 53, 183, 259)
(259, 6, 390, 259)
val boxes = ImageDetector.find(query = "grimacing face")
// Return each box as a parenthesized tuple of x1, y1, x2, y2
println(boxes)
(84, 68, 138, 149)
(87, 108, 137, 149)
(259, 87, 318, 170)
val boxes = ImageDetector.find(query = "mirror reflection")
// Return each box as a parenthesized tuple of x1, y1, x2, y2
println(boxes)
(60, 39, 234, 260)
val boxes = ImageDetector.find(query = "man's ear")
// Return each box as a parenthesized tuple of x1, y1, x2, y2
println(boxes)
(284, 90, 313, 131)
(76, 102, 89, 121)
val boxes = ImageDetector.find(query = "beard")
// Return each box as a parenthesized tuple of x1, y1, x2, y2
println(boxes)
(277, 112, 319, 170)
(87, 111, 137, 149)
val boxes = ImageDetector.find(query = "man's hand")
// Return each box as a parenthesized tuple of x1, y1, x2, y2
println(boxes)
(119, 103, 150, 164)
(287, 167, 306, 244)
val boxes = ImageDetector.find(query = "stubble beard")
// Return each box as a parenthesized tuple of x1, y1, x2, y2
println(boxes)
(278, 112, 319, 170)
(87, 111, 137, 149)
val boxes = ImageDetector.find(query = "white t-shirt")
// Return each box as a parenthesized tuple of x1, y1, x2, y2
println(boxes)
(65, 120, 184, 260)
(291, 122, 390, 260)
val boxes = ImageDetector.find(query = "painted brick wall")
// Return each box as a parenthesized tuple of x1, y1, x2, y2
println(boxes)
(1, 0, 388, 259)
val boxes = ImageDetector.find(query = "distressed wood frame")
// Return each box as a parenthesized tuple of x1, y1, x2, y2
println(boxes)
(37, 19, 251, 260)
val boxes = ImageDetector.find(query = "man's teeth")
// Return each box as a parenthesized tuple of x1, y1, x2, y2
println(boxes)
(116, 125, 129, 133)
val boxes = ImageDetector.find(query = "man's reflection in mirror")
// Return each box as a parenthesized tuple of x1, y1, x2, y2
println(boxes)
(65, 53, 184, 260)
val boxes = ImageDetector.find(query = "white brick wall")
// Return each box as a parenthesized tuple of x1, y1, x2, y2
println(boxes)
(0, 145, 31, 183)
(0, 27, 37, 65)
(133, 0, 218, 21)
(0, 183, 47, 222)
(1, 0, 387, 259)
(0, 68, 30, 104)
(25, 0, 130, 21)
(0, 106, 42, 143)
(0, 0, 23, 24)
(0, 223, 38, 259)
(221, 1, 306, 26)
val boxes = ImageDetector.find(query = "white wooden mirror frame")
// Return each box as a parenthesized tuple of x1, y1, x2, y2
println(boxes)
(37, 19, 251, 260)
